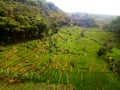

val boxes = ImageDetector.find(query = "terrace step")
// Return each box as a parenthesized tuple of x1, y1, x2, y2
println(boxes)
(38, 84, 74, 90)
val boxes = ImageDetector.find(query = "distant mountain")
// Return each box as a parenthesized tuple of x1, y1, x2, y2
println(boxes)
(0, 0, 71, 43)
(68, 12, 117, 28)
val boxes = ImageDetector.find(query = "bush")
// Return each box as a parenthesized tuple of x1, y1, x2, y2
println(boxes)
(97, 46, 107, 57)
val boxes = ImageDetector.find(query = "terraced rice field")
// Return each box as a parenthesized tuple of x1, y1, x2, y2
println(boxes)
(0, 27, 120, 90)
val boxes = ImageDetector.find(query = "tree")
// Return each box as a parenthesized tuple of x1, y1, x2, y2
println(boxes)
(0, 0, 71, 43)
(104, 16, 120, 42)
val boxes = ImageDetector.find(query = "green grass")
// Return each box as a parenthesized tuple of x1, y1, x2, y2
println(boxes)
(0, 26, 120, 90)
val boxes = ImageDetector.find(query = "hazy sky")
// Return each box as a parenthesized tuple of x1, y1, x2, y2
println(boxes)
(46, 0, 120, 15)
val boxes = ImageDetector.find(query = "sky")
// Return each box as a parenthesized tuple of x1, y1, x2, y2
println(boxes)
(46, 0, 120, 15)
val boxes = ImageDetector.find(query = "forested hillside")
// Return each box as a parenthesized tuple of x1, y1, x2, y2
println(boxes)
(0, 0, 71, 44)
(104, 16, 120, 34)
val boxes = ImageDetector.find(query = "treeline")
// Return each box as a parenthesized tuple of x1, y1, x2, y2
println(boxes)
(104, 16, 120, 42)
(0, 0, 71, 44)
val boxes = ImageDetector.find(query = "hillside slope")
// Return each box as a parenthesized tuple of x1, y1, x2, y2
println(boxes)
(0, 27, 120, 90)
(0, 0, 71, 43)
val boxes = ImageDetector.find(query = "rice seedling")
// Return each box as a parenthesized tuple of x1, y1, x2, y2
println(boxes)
(102, 64, 107, 72)
(14, 63, 33, 74)
(89, 65, 93, 74)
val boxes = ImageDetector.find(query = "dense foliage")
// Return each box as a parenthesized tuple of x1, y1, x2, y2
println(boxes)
(104, 16, 120, 33)
(0, 0, 71, 44)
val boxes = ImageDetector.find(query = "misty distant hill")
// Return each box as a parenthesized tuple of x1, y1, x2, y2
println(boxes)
(68, 12, 117, 28)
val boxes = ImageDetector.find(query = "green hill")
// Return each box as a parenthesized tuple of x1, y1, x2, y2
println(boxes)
(0, 0, 71, 44)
